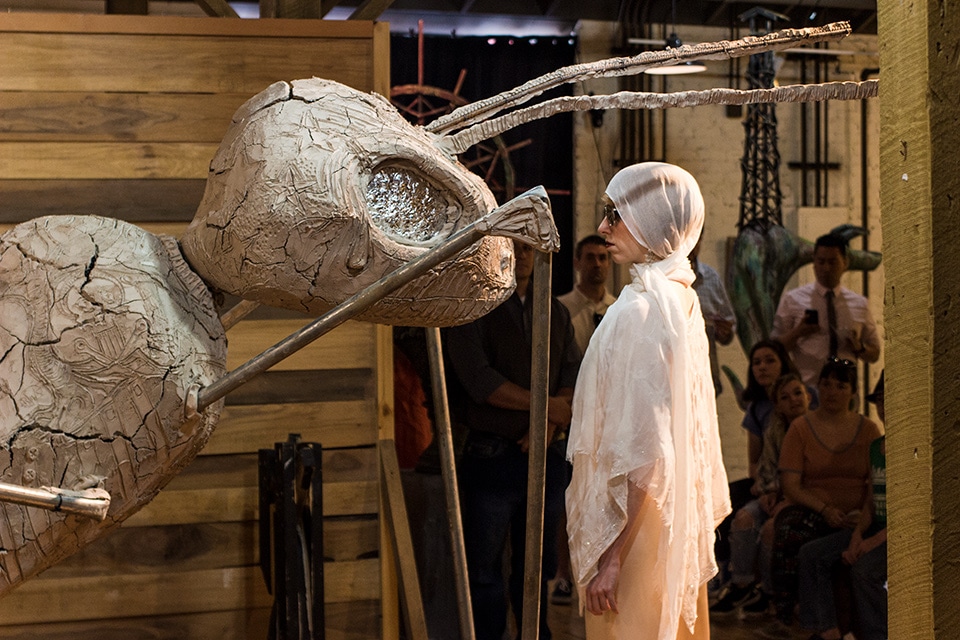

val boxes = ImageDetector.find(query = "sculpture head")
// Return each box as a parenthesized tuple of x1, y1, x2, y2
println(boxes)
(181, 78, 514, 327)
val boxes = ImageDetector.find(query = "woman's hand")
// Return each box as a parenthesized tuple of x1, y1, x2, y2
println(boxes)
(758, 492, 778, 514)
(820, 505, 847, 529)
(585, 552, 621, 616)
(842, 529, 864, 565)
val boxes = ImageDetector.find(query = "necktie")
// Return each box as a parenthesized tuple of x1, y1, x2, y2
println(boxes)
(826, 290, 838, 356)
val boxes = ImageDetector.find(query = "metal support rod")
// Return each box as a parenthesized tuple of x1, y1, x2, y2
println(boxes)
(197, 229, 476, 410)
(197, 187, 555, 412)
(219, 298, 261, 331)
(424, 327, 476, 640)
(0, 481, 110, 521)
(521, 250, 552, 640)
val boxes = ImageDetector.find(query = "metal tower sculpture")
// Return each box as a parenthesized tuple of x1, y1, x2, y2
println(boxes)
(737, 7, 788, 230)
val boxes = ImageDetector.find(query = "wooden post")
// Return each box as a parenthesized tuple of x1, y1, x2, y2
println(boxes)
(377, 326, 401, 640)
(425, 328, 477, 640)
(878, 0, 960, 637)
(379, 441, 430, 640)
(521, 251, 552, 640)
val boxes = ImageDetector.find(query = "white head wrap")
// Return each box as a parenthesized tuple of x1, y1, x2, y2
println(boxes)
(566, 162, 730, 638)
(605, 161, 704, 285)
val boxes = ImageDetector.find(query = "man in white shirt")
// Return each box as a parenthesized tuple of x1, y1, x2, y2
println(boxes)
(558, 235, 617, 356)
(772, 233, 881, 387)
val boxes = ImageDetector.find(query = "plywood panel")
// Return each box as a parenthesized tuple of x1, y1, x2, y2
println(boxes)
(0, 33, 374, 93)
(0, 608, 273, 640)
(0, 179, 205, 223)
(209, 400, 378, 454)
(0, 92, 246, 142)
(43, 518, 378, 577)
(0, 560, 378, 624)
(127, 480, 378, 525)
(0, 141, 217, 179)
(0, 602, 380, 640)
(128, 449, 378, 525)
(226, 319, 377, 372)
(0, 12, 375, 38)
(224, 369, 376, 405)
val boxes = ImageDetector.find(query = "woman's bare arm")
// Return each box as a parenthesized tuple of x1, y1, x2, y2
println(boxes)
(585, 482, 645, 615)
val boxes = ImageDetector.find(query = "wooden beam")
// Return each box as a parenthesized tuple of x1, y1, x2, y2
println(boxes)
(263, 0, 322, 18)
(0, 12, 374, 38)
(878, 0, 960, 638)
(106, 0, 148, 14)
(320, 0, 343, 18)
(349, 0, 395, 21)
(194, 0, 240, 17)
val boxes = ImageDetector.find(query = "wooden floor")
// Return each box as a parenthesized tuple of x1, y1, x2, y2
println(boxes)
(544, 586, 811, 640)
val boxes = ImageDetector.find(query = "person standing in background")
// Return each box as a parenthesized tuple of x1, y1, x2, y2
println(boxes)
(559, 235, 618, 356)
(772, 233, 880, 389)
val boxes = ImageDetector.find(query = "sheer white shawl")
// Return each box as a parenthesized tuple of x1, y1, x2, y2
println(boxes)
(566, 162, 731, 637)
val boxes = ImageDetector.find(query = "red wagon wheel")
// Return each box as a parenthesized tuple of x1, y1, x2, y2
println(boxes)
(391, 69, 529, 203)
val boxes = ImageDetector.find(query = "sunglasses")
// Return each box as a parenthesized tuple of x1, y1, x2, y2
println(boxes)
(602, 204, 621, 227)
(827, 355, 857, 369)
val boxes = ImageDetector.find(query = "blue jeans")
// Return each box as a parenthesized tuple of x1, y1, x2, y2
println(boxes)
(798, 528, 888, 640)
(460, 432, 568, 640)
(728, 498, 769, 587)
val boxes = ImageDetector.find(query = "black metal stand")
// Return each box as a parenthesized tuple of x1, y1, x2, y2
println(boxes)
(737, 6, 788, 231)
(260, 433, 325, 640)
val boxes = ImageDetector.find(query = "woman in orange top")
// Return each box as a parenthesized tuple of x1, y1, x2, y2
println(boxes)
(760, 358, 882, 639)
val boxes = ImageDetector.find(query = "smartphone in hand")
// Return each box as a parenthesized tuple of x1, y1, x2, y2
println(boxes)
(803, 309, 819, 325)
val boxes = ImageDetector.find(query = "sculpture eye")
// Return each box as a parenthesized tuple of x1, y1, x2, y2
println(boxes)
(365, 164, 461, 246)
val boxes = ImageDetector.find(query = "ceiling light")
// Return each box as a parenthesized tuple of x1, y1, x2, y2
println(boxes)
(643, 0, 707, 75)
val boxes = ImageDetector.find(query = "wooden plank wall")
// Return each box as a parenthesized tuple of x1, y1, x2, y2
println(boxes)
(0, 14, 395, 639)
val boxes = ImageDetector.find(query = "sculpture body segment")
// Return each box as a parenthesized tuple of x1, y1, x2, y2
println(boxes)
(0, 216, 226, 593)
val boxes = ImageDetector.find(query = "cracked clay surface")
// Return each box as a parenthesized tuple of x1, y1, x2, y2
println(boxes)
(0, 215, 226, 593)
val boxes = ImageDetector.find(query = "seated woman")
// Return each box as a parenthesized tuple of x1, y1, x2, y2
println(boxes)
(797, 372, 887, 640)
(711, 372, 810, 615)
(760, 358, 882, 640)
(713, 340, 798, 595)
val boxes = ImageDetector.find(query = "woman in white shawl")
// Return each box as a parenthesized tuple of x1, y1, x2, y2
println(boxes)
(566, 162, 731, 639)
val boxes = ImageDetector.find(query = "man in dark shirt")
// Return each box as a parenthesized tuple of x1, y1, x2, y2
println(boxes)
(444, 239, 581, 640)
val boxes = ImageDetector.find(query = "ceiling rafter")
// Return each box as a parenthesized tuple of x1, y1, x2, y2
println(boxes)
(348, 0, 394, 20)
(195, 0, 239, 17)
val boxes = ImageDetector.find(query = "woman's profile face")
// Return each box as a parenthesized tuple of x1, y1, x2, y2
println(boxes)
(751, 347, 782, 388)
(775, 379, 809, 422)
(817, 374, 855, 412)
(598, 194, 649, 265)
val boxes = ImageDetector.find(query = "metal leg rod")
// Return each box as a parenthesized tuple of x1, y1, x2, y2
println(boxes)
(0, 482, 110, 521)
(197, 186, 555, 412)
(425, 327, 476, 640)
(521, 251, 552, 640)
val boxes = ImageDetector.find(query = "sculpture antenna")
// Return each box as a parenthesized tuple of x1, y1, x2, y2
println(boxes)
(443, 80, 878, 155)
(426, 21, 852, 137)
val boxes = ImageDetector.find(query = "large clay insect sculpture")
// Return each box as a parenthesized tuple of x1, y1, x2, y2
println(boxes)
(0, 21, 878, 596)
